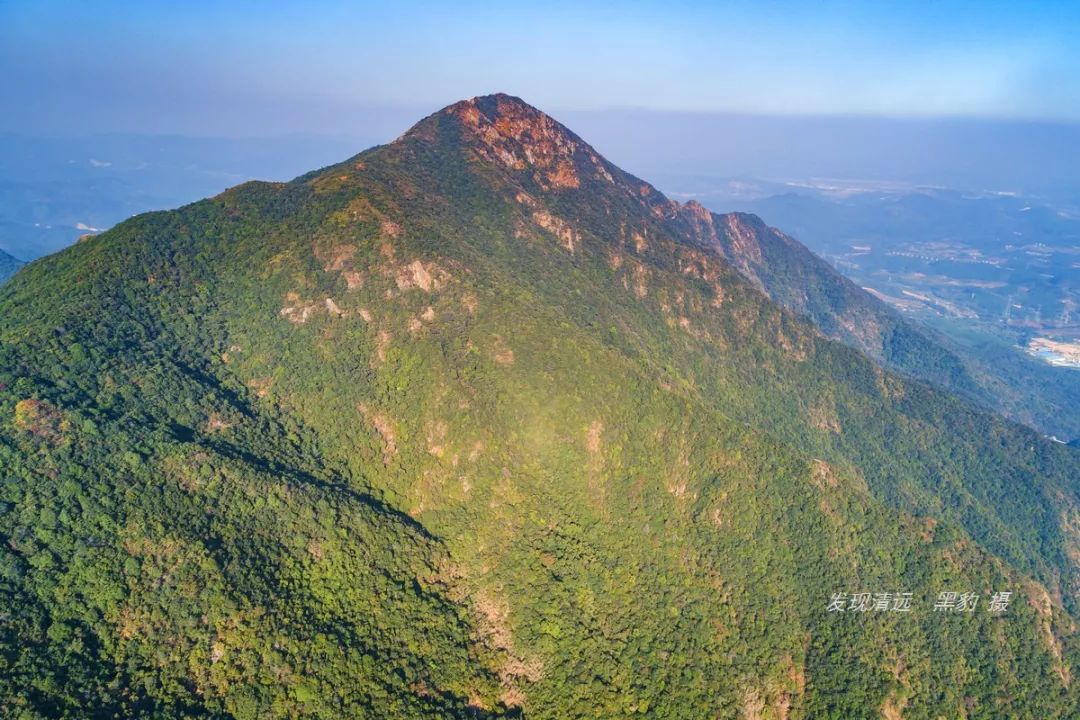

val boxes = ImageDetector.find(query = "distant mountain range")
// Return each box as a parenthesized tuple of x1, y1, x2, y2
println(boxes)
(3, 95, 1080, 717)
(718, 186, 1080, 331)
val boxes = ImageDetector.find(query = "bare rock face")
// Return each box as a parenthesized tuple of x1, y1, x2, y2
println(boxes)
(677, 199, 720, 248)
(441, 94, 600, 191)
(720, 213, 767, 267)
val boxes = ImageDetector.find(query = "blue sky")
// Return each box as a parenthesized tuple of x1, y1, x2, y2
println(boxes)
(3, 0, 1080, 134)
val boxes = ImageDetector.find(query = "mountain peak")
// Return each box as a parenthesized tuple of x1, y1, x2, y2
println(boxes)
(403, 93, 616, 192)
(441, 93, 565, 143)
(446, 92, 541, 121)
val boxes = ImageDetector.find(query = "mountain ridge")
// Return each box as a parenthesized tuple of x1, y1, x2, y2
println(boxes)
(676, 201, 1080, 440)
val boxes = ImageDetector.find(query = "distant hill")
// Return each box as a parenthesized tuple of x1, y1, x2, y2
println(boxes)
(3, 95, 1080, 717)
(0, 248, 22, 284)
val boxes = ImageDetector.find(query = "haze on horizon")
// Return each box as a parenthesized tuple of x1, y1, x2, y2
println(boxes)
(3, 0, 1080, 257)
(4, 0, 1080, 137)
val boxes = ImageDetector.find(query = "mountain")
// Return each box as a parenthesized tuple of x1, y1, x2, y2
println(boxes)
(3, 94, 1080, 718)
(677, 204, 1080, 440)
(0, 249, 21, 284)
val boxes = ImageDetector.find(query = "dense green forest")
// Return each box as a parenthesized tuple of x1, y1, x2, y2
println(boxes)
(3, 94, 1080, 718)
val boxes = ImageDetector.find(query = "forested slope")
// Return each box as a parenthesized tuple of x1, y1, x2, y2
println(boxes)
(3, 94, 1080, 718)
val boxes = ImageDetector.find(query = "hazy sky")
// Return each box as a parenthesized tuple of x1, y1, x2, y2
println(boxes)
(4, 0, 1080, 135)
